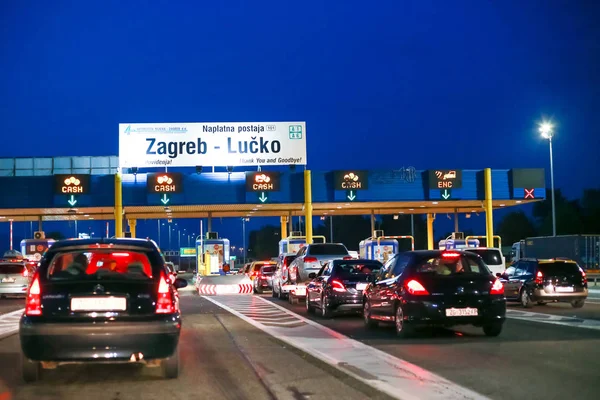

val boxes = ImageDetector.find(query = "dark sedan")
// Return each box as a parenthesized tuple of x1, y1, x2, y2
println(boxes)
(363, 250, 506, 337)
(306, 259, 383, 318)
(19, 238, 188, 382)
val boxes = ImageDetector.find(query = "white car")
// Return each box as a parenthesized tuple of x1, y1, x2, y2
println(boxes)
(464, 247, 506, 276)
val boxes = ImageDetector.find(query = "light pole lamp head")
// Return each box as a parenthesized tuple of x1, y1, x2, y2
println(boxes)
(539, 121, 554, 139)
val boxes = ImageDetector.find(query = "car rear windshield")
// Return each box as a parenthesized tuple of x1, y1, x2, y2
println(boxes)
(261, 266, 276, 274)
(308, 244, 348, 256)
(45, 249, 158, 281)
(335, 261, 382, 276)
(539, 262, 582, 276)
(414, 254, 490, 275)
(253, 262, 276, 271)
(466, 249, 503, 265)
(0, 263, 23, 274)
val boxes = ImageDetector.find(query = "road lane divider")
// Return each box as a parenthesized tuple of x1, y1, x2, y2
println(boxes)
(0, 309, 23, 340)
(506, 309, 600, 331)
(203, 295, 489, 400)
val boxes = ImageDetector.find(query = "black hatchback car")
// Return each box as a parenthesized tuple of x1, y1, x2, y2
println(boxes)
(363, 250, 506, 337)
(306, 258, 383, 318)
(19, 238, 188, 382)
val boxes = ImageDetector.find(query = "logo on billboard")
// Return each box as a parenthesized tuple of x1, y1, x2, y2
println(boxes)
(289, 125, 303, 139)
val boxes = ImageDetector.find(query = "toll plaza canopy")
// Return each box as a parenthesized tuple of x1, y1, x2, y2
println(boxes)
(0, 156, 546, 221)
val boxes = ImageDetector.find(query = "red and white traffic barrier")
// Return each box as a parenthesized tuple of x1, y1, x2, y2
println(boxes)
(197, 283, 253, 295)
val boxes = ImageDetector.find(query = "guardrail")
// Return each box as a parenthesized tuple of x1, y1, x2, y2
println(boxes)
(588, 273, 600, 286)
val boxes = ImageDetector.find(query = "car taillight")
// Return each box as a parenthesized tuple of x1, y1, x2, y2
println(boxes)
(404, 279, 429, 295)
(156, 273, 175, 314)
(331, 279, 346, 292)
(343, 256, 353, 260)
(304, 256, 317, 263)
(490, 279, 504, 295)
(535, 271, 543, 285)
(22, 267, 29, 277)
(25, 274, 42, 316)
(580, 268, 587, 284)
(441, 252, 461, 258)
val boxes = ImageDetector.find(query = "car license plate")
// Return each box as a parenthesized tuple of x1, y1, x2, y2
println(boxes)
(356, 283, 368, 291)
(555, 286, 574, 293)
(1, 277, 16, 283)
(294, 287, 306, 296)
(71, 297, 127, 311)
(445, 307, 478, 317)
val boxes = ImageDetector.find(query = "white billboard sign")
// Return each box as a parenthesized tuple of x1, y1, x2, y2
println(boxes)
(118, 122, 306, 168)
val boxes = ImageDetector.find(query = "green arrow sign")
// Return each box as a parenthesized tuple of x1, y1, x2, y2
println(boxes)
(441, 189, 451, 200)
(347, 190, 356, 201)
(68, 195, 77, 207)
(161, 194, 170, 205)
(258, 192, 268, 203)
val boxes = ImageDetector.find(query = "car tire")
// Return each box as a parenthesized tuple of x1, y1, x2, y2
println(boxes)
(21, 353, 41, 383)
(272, 284, 279, 298)
(395, 305, 414, 338)
(571, 299, 585, 308)
(161, 349, 179, 379)
(483, 322, 503, 337)
(306, 295, 315, 314)
(289, 294, 298, 305)
(520, 288, 533, 308)
(321, 295, 332, 319)
(363, 300, 378, 329)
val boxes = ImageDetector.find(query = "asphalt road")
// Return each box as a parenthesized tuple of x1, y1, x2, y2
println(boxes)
(264, 294, 600, 400)
(0, 294, 393, 400)
(0, 299, 23, 316)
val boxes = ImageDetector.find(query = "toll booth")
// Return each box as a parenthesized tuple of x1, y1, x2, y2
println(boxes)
(439, 233, 480, 250)
(20, 237, 56, 262)
(359, 234, 415, 263)
(278, 232, 326, 256)
(196, 233, 230, 275)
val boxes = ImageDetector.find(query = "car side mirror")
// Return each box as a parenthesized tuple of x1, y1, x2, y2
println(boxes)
(174, 278, 188, 289)
(308, 272, 317, 279)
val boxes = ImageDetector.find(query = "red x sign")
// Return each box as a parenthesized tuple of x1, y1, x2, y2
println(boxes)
(524, 188, 535, 199)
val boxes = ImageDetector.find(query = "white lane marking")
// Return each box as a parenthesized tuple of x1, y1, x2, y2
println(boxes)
(204, 295, 489, 400)
(506, 309, 600, 331)
(0, 308, 24, 338)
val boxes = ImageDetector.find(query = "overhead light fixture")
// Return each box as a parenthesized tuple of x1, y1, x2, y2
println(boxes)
(466, 213, 471, 219)
(252, 208, 258, 211)
(256, 205, 262, 208)
(345, 203, 350, 206)
(226, 166, 233, 174)
(84, 214, 89, 217)
(196, 166, 203, 174)
(432, 201, 438, 205)
(420, 205, 426, 208)
(393, 215, 399, 220)
(516, 200, 522, 204)
(409, 208, 414, 211)
(399, 211, 404, 214)
(336, 206, 342, 209)
(129, 167, 138, 175)
(329, 210, 334, 212)
(500, 204, 505, 207)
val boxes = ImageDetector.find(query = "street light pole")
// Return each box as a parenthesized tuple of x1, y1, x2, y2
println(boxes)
(539, 121, 557, 237)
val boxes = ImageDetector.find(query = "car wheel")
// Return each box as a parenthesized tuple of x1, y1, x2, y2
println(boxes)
(395, 305, 413, 338)
(571, 299, 585, 308)
(161, 349, 179, 379)
(483, 322, 503, 337)
(272, 284, 279, 298)
(520, 288, 533, 308)
(321, 296, 332, 319)
(363, 300, 378, 329)
(289, 294, 298, 305)
(21, 353, 41, 383)
(306, 295, 315, 314)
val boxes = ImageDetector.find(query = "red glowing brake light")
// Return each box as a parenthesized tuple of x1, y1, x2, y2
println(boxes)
(22, 267, 29, 277)
(405, 279, 429, 295)
(331, 279, 346, 292)
(441, 252, 461, 258)
(25, 274, 42, 316)
(343, 256, 353, 260)
(535, 271, 543, 285)
(304, 256, 318, 263)
(490, 279, 504, 295)
(156, 273, 175, 314)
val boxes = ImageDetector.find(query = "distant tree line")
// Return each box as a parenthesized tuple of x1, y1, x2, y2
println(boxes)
(246, 188, 600, 260)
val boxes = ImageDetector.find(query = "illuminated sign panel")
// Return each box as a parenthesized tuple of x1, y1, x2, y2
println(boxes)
(245, 172, 281, 192)
(54, 174, 91, 194)
(147, 173, 183, 193)
(334, 171, 369, 190)
(428, 170, 463, 189)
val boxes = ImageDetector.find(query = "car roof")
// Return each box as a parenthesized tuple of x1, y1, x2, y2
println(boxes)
(47, 238, 159, 251)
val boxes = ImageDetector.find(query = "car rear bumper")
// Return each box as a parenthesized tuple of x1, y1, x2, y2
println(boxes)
(0, 284, 28, 295)
(20, 315, 181, 362)
(403, 298, 506, 327)
(532, 287, 588, 301)
(327, 292, 363, 311)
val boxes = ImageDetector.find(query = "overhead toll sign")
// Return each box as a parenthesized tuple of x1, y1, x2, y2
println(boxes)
(118, 122, 307, 169)
(54, 174, 90, 207)
(334, 171, 368, 202)
(147, 173, 183, 205)
(245, 172, 280, 204)
(511, 168, 545, 200)
(429, 170, 463, 189)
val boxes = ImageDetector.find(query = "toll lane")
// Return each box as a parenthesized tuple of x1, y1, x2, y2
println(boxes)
(264, 296, 600, 400)
(0, 295, 392, 400)
(0, 299, 23, 316)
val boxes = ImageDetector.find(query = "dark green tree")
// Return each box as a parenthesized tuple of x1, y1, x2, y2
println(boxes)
(532, 189, 584, 235)
(247, 225, 280, 260)
(496, 211, 537, 245)
(314, 215, 372, 250)
(45, 231, 66, 240)
(580, 188, 600, 234)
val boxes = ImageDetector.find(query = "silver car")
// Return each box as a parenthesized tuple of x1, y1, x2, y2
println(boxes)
(0, 260, 30, 297)
(289, 243, 351, 284)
